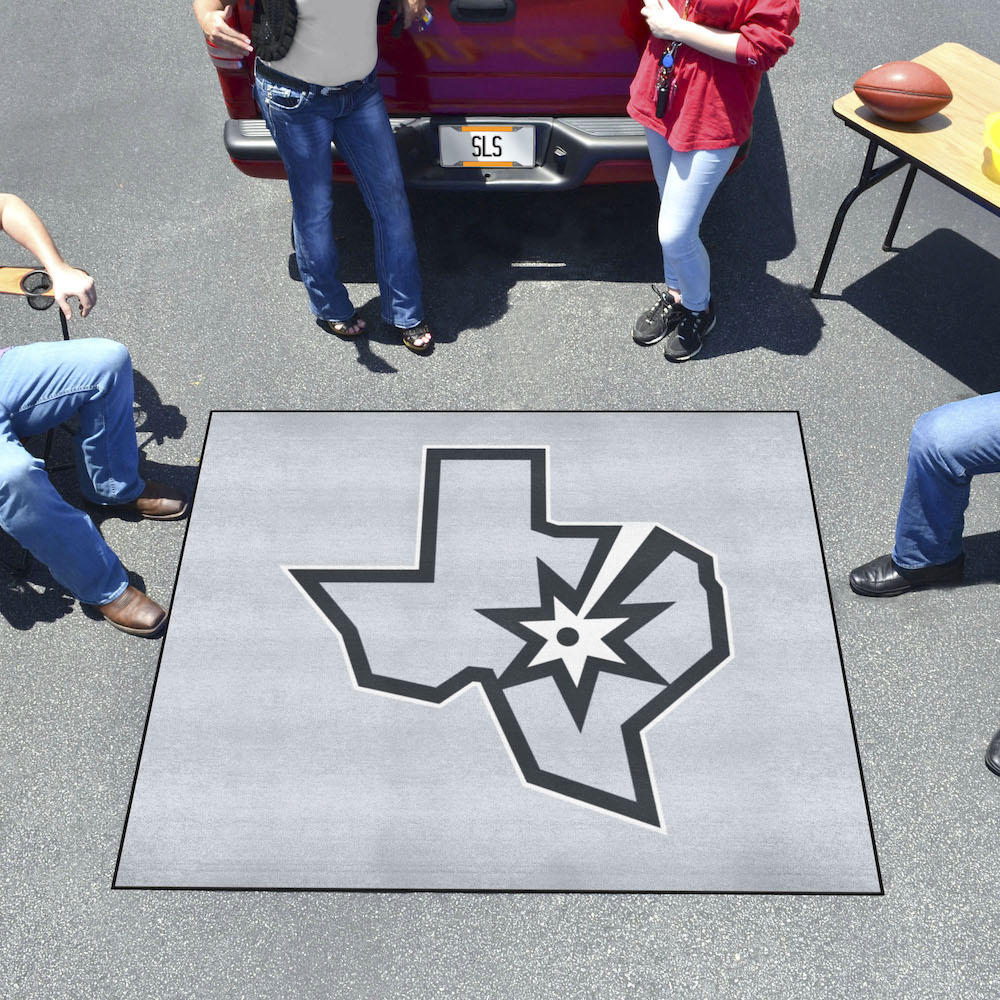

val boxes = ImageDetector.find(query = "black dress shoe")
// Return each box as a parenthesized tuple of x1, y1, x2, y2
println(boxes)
(848, 552, 964, 597)
(986, 728, 1000, 777)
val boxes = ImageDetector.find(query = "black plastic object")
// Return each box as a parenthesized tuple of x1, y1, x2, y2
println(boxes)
(450, 0, 515, 23)
(251, 0, 298, 63)
(20, 269, 55, 311)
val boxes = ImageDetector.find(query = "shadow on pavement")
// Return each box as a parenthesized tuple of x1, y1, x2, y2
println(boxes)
(0, 574, 76, 631)
(316, 179, 665, 353)
(842, 229, 1000, 393)
(133, 368, 187, 451)
(703, 75, 824, 360)
(963, 530, 1000, 586)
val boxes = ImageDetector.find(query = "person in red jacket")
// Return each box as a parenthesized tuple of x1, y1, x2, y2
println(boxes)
(628, 0, 799, 361)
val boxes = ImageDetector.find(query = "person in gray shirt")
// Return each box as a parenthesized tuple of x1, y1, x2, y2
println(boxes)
(195, 0, 433, 353)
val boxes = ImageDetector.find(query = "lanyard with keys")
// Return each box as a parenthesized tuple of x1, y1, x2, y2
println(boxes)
(654, 0, 692, 117)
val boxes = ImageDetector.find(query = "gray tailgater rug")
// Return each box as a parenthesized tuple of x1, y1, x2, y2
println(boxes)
(115, 411, 880, 893)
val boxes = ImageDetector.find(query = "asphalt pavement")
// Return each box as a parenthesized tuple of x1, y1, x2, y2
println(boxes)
(1, 0, 999, 997)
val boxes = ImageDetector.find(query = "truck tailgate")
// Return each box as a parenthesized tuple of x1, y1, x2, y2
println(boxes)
(377, 1, 647, 116)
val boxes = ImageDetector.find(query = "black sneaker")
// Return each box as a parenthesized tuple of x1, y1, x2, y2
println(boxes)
(632, 285, 682, 346)
(664, 299, 716, 362)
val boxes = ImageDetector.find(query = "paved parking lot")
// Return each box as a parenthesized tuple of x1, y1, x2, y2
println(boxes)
(1, 1, 999, 996)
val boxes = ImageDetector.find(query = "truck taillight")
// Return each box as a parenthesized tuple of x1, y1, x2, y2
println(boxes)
(206, 2, 250, 72)
(207, 40, 247, 72)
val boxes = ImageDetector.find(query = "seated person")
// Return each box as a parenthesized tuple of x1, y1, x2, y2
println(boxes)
(0, 193, 186, 637)
(849, 391, 999, 774)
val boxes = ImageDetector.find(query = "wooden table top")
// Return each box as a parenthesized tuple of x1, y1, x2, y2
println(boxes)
(833, 42, 1000, 212)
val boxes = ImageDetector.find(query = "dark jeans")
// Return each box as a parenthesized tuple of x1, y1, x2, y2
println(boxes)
(255, 66, 424, 328)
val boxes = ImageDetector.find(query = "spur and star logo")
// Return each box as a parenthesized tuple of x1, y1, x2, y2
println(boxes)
(287, 447, 732, 829)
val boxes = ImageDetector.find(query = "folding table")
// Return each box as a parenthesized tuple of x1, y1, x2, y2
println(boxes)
(812, 43, 1000, 297)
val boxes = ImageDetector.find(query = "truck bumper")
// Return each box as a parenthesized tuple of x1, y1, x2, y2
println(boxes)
(224, 115, 654, 189)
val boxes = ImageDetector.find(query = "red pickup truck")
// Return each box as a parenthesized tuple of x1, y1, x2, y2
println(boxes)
(209, 0, 667, 189)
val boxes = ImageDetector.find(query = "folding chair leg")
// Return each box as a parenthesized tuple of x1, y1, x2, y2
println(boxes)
(0, 533, 33, 575)
(41, 427, 55, 465)
(12, 545, 31, 575)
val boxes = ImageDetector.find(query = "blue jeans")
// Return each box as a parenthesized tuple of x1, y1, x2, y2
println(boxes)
(0, 338, 144, 604)
(255, 66, 424, 329)
(644, 129, 738, 312)
(893, 393, 1000, 569)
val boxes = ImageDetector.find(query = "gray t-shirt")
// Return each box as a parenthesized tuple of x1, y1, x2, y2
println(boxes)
(262, 0, 382, 88)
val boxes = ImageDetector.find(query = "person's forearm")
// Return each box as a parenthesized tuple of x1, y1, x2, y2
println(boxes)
(675, 21, 740, 63)
(0, 193, 68, 272)
(0, 193, 96, 317)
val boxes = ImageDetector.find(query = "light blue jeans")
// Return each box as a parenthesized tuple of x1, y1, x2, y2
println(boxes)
(893, 393, 1000, 569)
(645, 129, 739, 313)
(0, 338, 143, 604)
(256, 66, 424, 329)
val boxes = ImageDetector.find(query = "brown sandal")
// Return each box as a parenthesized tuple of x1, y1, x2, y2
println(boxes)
(397, 322, 433, 354)
(322, 312, 366, 338)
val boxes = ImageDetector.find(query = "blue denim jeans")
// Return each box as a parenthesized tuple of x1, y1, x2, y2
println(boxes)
(255, 66, 424, 329)
(644, 129, 739, 312)
(893, 392, 1000, 569)
(0, 338, 144, 604)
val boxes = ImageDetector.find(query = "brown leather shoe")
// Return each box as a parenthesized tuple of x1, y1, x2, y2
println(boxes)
(98, 586, 167, 637)
(114, 481, 189, 520)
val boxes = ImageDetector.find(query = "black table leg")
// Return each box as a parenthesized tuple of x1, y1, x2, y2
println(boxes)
(811, 139, 910, 297)
(883, 164, 918, 251)
(45, 303, 74, 475)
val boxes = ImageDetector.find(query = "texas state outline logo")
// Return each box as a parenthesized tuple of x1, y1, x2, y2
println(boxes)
(286, 446, 733, 830)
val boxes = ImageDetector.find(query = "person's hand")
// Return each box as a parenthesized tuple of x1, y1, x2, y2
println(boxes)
(641, 0, 686, 41)
(50, 265, 96, 319)
(396, 0, 427, 30)
(196, 4, 252, 57)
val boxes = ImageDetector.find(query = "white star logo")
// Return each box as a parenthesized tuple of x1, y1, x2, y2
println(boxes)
(522, 598, 629, 685)
(478, 525, 676, 731)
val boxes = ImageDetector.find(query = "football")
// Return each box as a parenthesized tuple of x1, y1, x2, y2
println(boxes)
(853, 61, 953, 123)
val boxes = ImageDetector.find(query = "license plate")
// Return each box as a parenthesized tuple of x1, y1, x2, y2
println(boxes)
(438, 125, 535, 168)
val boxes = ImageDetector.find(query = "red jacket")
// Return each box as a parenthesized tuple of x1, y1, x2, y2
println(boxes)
(627, 0, 799, 151)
